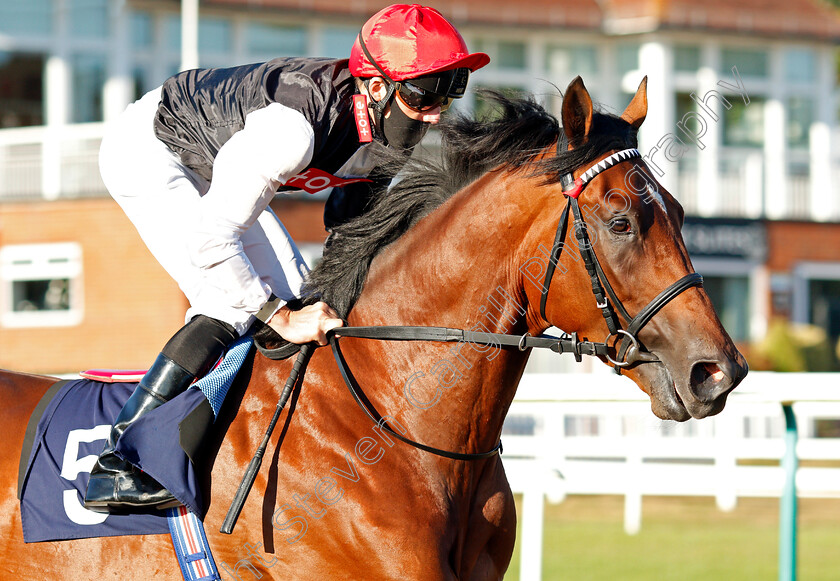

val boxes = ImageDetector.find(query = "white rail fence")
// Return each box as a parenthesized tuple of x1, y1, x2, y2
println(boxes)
(502, 372, 840, 581)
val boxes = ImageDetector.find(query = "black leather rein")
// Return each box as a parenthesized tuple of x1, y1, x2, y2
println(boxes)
(258, 148, 703, 462)
(324, 324, 613, 461)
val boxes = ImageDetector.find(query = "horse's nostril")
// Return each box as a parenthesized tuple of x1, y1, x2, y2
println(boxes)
(690, 361, 728, 401)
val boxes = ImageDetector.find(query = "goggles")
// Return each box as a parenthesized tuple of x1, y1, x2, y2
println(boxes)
(395, 68, 470, 112)
(395, 81, 453, 112)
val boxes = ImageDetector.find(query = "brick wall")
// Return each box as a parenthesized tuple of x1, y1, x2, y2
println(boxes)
(0, 197, 327, 375)
(766, 221, 840, 272)
(0, 198, 185, 374)
(270, 197, 328, 243)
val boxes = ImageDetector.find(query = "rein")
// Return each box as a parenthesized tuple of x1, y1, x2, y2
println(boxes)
(325, 325, 608, 461)
(257, 148, 704, 463)
(224, 145, 706, 531)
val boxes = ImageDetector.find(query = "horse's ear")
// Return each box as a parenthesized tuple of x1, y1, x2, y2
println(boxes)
(561, 76, 593, 148)
(620, 76, 648, 129)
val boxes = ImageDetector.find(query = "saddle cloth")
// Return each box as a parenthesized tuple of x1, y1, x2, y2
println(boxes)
(18, 337, 252, 543)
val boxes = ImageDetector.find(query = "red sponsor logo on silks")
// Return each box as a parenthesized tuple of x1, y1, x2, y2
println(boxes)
(285, 168, 372, 194)
(353, 94, 373, 143)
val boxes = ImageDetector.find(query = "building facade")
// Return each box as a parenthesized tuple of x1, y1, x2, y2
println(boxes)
(2, 0, 840, 373)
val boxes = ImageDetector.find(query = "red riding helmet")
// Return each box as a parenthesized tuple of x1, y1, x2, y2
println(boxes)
(350, 4, 490, 81)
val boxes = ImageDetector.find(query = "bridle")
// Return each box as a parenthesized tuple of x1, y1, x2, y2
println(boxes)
(257, 146, 704, 461)
(541, 146, 703, 371)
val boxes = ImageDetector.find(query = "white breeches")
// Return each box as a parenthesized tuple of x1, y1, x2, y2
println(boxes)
(99, 88, 309, 336)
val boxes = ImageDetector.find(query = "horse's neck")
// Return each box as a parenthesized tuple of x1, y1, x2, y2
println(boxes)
(346, 172, 533, 457)
(354, 171, 529, 324)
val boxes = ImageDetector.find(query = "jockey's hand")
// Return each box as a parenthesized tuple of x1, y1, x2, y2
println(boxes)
(268, 302, 344, 346)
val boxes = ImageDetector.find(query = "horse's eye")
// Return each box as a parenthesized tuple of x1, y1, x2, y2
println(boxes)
(610, 218, 632, 234)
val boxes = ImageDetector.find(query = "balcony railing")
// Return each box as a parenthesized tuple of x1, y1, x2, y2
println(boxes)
(0, 124, 107, 201)
(1, 124, 839, 222)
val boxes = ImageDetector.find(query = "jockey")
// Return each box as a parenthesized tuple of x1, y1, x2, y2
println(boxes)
(84, 4, 489, 512)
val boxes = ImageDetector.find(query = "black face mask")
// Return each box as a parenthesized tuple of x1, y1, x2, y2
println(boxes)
(381, 96, 430, 150)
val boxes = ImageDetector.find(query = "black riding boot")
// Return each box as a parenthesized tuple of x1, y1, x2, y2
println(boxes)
(84, 315, 237, 513)
(83, 354, 195, 512)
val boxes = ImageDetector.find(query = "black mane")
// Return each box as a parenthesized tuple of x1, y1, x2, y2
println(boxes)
(303, 91, 638, 317)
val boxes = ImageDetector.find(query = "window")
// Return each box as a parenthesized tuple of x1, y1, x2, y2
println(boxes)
(133, 64, 154, 101)
(674, 45, 700, 73)
(792, 263, 840, 368)
(722, 98, 764, 147)
(131, 11, 154, 49)
(787, 97, 813, 149)
(676, 92, 697, 122)
(165, 14, 182, 51)
(69, 0, 108, 39)
(321, 27, 359, 58)
(721, 48, 768, 78)
(199, 18, 232, 53)
(0, 243, 83, 328)
(497, 41, 526, 70)
(0, 52, 46, 128)
(71, 53, 106, 123)
(545, 45, 598, 76)
(616, 43, 639, 75)
(808, 279, 840, 347)
(246, 23, 307, 56)
(702, 275, 750, 342)
(784, 48, 816, 83)
(0, 0, 52, 36)
(472, 39, 527, 71)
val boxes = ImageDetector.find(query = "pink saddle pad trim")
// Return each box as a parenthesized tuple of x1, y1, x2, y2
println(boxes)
(79, 369, 147, 383)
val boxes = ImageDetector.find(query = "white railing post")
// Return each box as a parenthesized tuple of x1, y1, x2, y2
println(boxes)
(519, 483, 544, 581)
(744, 152, 765, 218)
(764, 98, 788, 219)
(715, 411, 739, 512)
(104, 0, 134, 122)
(181, 0, 200, 72)
(624, 443, 643, 535)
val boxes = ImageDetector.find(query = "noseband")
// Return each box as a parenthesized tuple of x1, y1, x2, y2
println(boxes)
(540, 147, 703, 371)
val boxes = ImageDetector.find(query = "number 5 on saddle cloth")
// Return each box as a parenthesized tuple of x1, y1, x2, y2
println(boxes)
(17, 335, 253, 543)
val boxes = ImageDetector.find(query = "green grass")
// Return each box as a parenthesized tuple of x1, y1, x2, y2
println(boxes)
(504, 495, 840, 580)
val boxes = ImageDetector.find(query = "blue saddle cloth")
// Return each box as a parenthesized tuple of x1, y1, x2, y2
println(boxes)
(19, 338, 252, 543)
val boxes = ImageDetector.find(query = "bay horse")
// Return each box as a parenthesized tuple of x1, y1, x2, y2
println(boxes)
(0, 77, 746, 580)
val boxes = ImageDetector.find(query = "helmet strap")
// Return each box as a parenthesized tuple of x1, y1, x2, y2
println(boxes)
(357, 31, 396, 84)
(358, 32, 398, 144)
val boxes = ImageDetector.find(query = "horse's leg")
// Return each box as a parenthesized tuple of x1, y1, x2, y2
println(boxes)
(463, 458, 516, 581)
